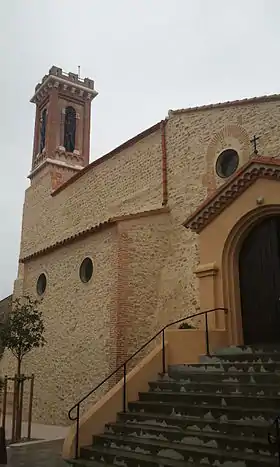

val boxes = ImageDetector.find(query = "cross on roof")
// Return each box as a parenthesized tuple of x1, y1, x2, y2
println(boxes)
(250, 135, 260, 155)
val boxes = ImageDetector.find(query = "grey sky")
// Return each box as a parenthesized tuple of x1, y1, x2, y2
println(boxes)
(0, 0, 279, 299)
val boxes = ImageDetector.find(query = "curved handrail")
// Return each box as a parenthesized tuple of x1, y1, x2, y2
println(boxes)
(68, 306, 228, 458)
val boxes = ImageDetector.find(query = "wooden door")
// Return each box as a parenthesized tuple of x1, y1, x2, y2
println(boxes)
(239, 216, 280, 344)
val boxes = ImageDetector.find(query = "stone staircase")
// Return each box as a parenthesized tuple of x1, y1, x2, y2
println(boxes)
(68, 345, 280, 466)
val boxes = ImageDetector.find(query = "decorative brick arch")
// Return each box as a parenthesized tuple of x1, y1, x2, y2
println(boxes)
(203, 124, 250, 195)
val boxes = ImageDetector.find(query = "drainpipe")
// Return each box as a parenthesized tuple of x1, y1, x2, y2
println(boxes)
(161, 119, 168, 206)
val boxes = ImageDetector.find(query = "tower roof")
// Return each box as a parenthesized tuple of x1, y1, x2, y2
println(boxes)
(30, 65, 98, 104)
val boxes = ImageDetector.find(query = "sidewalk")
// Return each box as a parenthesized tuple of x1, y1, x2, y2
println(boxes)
(7, 439, 67, 467)
(4, 417, 70, 466)
(4, 416, 69, 443)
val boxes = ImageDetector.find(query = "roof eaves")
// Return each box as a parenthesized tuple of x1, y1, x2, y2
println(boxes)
(20, 206, 170, 263)
(169, 94, 280, 116)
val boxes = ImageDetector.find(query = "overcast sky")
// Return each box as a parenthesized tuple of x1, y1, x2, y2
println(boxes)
(0, 0, 279, 299)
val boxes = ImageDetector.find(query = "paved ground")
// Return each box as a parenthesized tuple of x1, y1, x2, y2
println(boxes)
(7, 439, 68, 467)
(3, 417, 70, 466)
(4, 416, 68, 442)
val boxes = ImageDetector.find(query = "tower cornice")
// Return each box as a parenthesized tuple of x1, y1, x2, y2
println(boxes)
(30, 66, 98, 104)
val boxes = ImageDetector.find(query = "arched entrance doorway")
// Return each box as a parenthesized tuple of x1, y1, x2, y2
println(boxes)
(239, 215, 280, 345)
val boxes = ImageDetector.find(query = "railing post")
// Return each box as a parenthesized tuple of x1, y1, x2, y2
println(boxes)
(2, 376, 7, 431)
(162, 329, 166, 374)
(27, 374, 34, 440)
(11, 375, 17, 442)
(75, 403, 80, 459)
(205, 313, 210, 356)
(276, 417, 280, 467)
(123, 363, 127, 413)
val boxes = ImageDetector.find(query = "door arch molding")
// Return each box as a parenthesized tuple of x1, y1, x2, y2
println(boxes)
(222, 204, 280, 345)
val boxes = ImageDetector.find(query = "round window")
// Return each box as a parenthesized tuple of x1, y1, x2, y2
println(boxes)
(79, 257, 93, 283)
(216, 149, 239, 178)
(37, 273, 47, 296)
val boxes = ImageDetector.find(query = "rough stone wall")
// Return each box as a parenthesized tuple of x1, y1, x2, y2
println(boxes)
(116, 211, 172, 369)
(0, 295, 12, 323)
(3, 211, 173, 425)
(20, 129, 163, 259)
(2, 227, 118, 425)
(11, 96, 280, 425)
(0, 295, 12, 358)
(161, 99, 280, 327)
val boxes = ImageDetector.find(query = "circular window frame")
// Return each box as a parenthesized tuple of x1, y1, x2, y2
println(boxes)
(36, 273, 47, 296)
(79, 257, 93, 283)
(215, 148, 239, 179)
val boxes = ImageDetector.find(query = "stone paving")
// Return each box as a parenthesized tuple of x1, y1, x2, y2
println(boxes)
(7, 439, 68, 466)
(3, 417, 70, 466)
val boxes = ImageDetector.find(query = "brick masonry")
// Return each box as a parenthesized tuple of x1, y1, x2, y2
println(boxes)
(3, 91, 280, 425)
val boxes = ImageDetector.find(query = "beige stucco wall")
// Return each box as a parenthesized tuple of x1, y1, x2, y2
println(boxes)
(198, 177, 280, 345)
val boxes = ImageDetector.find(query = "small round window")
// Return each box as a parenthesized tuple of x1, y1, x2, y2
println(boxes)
(37, 273, 47, 296)
(216, 149, 239, 178)
(79, 257, 93, 283)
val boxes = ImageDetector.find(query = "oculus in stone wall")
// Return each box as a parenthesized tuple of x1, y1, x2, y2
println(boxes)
(79, 258, 93, 283)
(216, 149, 239, 178)
(37, 273, 47, 296)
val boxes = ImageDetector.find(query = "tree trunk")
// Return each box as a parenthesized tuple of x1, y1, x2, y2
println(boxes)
(15, 357, 22, 441)
(17, 357, 21, 377)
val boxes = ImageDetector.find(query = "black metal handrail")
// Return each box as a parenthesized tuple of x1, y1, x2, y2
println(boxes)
(268, 416, 280, 466)
(68, 307, 228, 459)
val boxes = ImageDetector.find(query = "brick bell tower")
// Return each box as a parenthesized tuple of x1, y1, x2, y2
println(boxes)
(29, 65, 98, 189)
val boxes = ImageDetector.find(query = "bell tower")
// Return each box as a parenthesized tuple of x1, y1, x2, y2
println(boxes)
(29, 66, 98, 189)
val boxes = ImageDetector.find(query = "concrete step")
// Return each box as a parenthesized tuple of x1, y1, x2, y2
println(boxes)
(117, 410, 272, 438)
(67, 460, 111, 467)
(214, 345, 280, 356)
(74, 343, 280, 466)
(165, 369, 280, 384)
(168, 361, 280, 373)
(103, 422, 276, 457)
(80, 445, 198, 466)
(69, 459, 198, 467)
(82, 435, 276, 466)
(149, 379, 280, 396)
(127, 400, 278, 422)
(201, 353, 280, 363)
(138, 390, 280, 409)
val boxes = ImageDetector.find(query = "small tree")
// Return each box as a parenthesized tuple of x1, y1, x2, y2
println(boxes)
(0, 295, 46, 375)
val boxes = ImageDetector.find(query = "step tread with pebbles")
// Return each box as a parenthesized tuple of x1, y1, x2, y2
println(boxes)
(95, 429, 276, 457)
(150, 380, 280, 388)
(82, 437, 276, 466)
(67, 345, 279, 466)
(104, 421, 272, 446)
(139, 390, 280, 402)
(128, 399, 279, 416)
(67, 460, 111, 467)
(80, 444, 200, 466)
(117, 409, 272, 428)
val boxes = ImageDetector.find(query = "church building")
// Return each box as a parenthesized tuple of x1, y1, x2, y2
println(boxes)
(3, 65, 280, 429)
